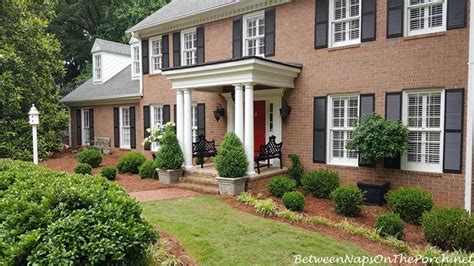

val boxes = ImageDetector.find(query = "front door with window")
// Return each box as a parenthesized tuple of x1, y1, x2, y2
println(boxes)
(254, 101, 266, 155)
(120, 107, 131, 149)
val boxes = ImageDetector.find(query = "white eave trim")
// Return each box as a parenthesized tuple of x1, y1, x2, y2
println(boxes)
(60, 94, 142, 107)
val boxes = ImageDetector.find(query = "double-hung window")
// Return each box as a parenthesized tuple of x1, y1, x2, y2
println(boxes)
(132, 45, 140, 78)
(93, 54, 102, 82)
(191, 104, 198, 142)
(330, 0, 361, 47)
(150, 37, 163, 73)
(402, 90, 444, 172)
(151, 105, 164, 151)
(243, 11, 265, 56)
(82, 109, 91, 145)
(182, 29, 197, 66)
(120, 107, 131, 149)
(406, 0, 447, 36)
(327, 95, 359, 166)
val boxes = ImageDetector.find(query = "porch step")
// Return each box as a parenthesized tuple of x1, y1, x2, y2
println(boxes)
(181, 175, 218, 186)
(175, 182, 219, 195)
(184, 168, 218, 179)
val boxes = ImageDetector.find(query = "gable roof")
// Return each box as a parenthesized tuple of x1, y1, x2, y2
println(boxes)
(91, 38, 131, 55)
(128, 0, 238, 32)
(60, 66, 140, 105)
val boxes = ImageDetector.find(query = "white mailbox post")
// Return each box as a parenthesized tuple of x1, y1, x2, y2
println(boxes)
(28, 104, 40, 165)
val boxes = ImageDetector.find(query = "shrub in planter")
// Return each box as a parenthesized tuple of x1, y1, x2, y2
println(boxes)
(386, 187, 433, 224)
(330, 186, 365, 217)
(288, 154, 304, 186)
(422, 207, 474, 252)
(117, 151, 146, 174)
(301, 169, 340, 198)
(0, 160, 158, 265)
(215, 132, 248, 178)
(282, 191, 305, 212)
(155, 130, 184, 170)
(76, 147, 102, 167)
(74, 163, 92, 175)
(375, 212, 404, 239)
(139, 161, 157, 179)
(100, 167, 117, 180)
(268, 176, 297, 198)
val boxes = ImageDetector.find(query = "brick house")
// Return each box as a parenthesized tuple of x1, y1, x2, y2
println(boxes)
(62, 0, 473, 209)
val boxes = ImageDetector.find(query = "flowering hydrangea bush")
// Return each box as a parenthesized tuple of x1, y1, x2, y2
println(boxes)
(142, 122, 176, 146)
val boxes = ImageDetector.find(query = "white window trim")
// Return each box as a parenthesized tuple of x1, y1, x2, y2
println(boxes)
(181, 27, 197, 66)
(131, 44, 141, 79)
(326, 93, 360, 167)
(81, 108, 91, 146)
(243, 11, 266, 57)
(93, 54, 102, 83)
(328, 0, 362, 48)
(150, 104, 164, 152)
(401, 89, 445, 173)
(149, 36, 163, 74)
(404, 0, 447, 37)
(119, 106, 131, 149)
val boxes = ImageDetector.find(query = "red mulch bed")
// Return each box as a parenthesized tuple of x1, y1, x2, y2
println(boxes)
(40, 150, 170, 192)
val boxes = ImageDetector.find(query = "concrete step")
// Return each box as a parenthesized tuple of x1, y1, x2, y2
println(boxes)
(184, 168, 218, 179)
(175, 182, 219, 195)
(181, 175, 218, 186)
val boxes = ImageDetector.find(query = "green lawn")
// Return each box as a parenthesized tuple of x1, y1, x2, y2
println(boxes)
(141, 196, 374, 265)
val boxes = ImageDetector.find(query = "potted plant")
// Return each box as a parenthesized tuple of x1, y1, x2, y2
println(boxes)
(215, 132, 249, 196)
(154, 128, 184, 184)
(345, 113, 409, 205)
(143, 121, 175, 159)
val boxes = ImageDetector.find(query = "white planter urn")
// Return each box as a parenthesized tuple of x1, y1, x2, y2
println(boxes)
(216, 176, 249, 196)
(157, 169, 183, 184)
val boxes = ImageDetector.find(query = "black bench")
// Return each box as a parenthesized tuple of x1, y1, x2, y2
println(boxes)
(193, 135, 217, 168)
(254, 136, 283, 174)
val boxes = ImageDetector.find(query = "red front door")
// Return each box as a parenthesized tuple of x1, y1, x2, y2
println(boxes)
(254, 101, 266, 155)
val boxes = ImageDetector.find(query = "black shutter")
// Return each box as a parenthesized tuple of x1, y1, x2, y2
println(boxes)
(143, 106, 150, 151)
(233, 16, 243, 59)
(142, 40, 149, 74)
(447, 0, 467, 30)
(384, 92, 402, 169)
(163, 105, 170, 123)
(173, 104, 177, 133)
(443, 89, 464, 173)
(130, 107, 136, 149)
(113, 107, 120, 148)
(197, 26, 205, 64)
(387, 0, 404, 38)
(76, 109, 82, 146)
(359, 94, 375, 166)
(197, 103, 205, 137)
(162, 35, 170, 69)
(264, 8, 276, 57)
(173, 32, 181, 67)
(89, 109, 94, 143)
(313, 97, 327, 163)
(361, 0, 376, 42)
(315, 0, 329, 49)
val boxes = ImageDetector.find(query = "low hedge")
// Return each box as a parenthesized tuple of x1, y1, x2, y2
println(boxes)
(282, 191, 305, 212)
(375, 212, 404, 239)
(0, 159, 158, 265)
(268, 176, 297, 198)
(76, 147, 102, 167)
(330, 186, 365, 217)
(117, 151, 146, 174)
(74, 163, 92, 175)
(386, 187, 433, 224)
(301, 169, 340, 199)
(100, 167, 117, 180)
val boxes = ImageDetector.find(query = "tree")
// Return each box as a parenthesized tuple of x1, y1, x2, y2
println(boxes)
(0, 0, 68, 160)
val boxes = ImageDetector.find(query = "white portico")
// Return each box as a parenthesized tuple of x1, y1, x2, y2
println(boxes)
(162, 56, 301, 175)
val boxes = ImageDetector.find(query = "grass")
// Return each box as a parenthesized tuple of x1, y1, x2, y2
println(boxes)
(141, 196, 374, 265)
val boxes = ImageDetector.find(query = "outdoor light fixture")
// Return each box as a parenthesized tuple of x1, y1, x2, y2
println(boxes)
(280, 100, 292, 120)
(214, 104, 225, 122)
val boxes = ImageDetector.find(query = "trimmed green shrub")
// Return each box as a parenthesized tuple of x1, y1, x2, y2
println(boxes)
(268, 176, 297, 197)
(282, 191, 305, 212)
(100, 167, 117, 180)
(288, 154, 304, 186)
(117, 151, 146, 174)
(301, 169, 340, 198)
(76, 147, 102, 167)
(422, 207, 474, 252)
(330, 186, 365, 217)
(386, 187, 433, 224)
(139, 161, 157, 179)
(155, 129, 184, 170)
(375, 212, 404, 239)
(0, 160, 158, 265)
(215, 133, 248, 178)
(74, 163, 92, 175)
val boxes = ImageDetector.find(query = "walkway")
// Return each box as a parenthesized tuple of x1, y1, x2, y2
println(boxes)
(129, 188, 200, 202)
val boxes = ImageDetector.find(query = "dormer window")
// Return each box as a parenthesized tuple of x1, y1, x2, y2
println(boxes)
(181, 28, 197, 66)
(132, 45, 140, 78)
(93, 54, 102, 82)
(243, 11, 265, 56)
(150, 37, 163, 73)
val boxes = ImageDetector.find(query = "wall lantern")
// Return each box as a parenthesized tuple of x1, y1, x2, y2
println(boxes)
(280, 100, 292, 120)
(214, 104, 226, 122)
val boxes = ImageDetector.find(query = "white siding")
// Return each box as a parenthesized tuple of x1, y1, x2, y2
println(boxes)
(92, 52, 130, 83)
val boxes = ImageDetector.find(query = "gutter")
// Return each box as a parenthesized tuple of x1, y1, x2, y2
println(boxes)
(465, 3, 474, 213)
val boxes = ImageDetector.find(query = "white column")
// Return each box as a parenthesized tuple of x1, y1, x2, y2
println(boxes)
(176, 90, 184, 151)
(183, 89, 193, 169)
(465, 2, 474, 213)
(234, 85, 244, 142)
(244, 84, 255, 176)
(32, 125, 38, 165)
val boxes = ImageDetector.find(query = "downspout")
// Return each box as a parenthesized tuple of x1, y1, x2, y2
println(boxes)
(465, 2, 474, 213)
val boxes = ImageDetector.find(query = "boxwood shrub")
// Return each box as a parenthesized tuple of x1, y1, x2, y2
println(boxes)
(74, 163, 92, 175)
(155, 130, 184, 170)
(215, 133, 248, 178)
(268, 176, 297, 198)
(330, 186, 365, 217)
(76, 147, 102, 167)
(0, 159, 158, 265)
(100, 167, 117, 180)
(301, 169, 340, 198)
(386, 187, 433, 224)
(375, 212, 404, 239)
(117, 151, 146, 174)
(282, 191, 305, 212)
(139, 161, 157, 179)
